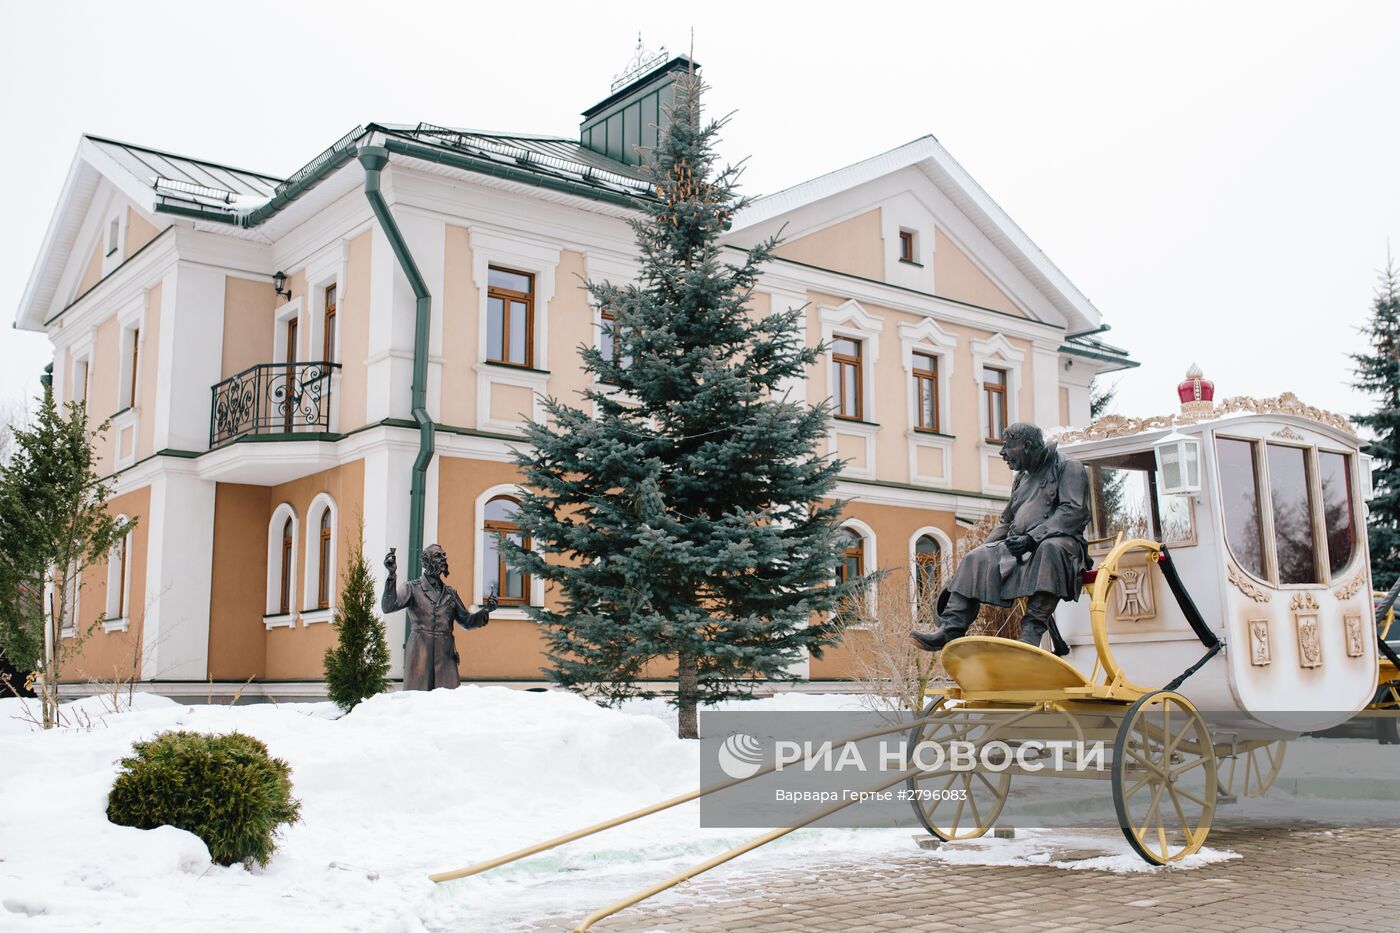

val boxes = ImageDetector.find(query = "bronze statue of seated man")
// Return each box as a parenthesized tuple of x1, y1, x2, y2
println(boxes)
(911, 422, 1089, 656)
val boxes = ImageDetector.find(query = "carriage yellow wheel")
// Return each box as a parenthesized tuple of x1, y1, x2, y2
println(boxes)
(905, 698, 1012, 841)
(1112, 690, 1217, 865)
(1216, 741, 1287, 798)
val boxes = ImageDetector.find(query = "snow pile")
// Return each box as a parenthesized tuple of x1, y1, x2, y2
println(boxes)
(921, 829, 1240, 873)
(0, 688, 908, 932)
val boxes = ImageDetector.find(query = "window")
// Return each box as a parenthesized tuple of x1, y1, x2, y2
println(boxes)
(487, 267, 534, 367)
(283, 318, 298, 432)
(913, 353, 939, 432)
(1318, 451, 1357, 575)
(323, 284, 337, 362)
(983, 366, 1007, 442)
(72, 358, 89, 405)
(1217, 438, 1266, 578)
(831, 337, 863, 421)
(1266, 443, 1320, 585)
(129, 328, 140, 406)
(118, 326, 141, 410)
(598, 307, 632, 380)
(279, 516, 294, 615)
(1087, 451, 1197, 548)
(106, 217, 120, 257)
(483, 496, 530, 605)
(837, 527, 864, 584)
(913, 534, 942, 597)
(105, 519, 131, 621)
(898, 230, 915, 263)
(317, 509, 332, 609)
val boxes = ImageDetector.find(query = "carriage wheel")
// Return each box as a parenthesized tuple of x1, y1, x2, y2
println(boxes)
(1112, 690, 1217, 865)
(1217, 741, 1287, 798)
(905, 698, 1012, 841)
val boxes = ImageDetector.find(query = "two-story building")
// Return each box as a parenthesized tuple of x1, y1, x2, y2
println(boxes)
(15, 54, 1133, 697)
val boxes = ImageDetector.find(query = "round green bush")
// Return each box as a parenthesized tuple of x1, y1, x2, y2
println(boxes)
(106, 730, 301, 867)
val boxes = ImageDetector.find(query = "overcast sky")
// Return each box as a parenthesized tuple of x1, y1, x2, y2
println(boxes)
(2, 1, 1396, 428)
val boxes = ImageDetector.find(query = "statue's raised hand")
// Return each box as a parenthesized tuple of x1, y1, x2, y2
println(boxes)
(384, 548, 397, 575)
(483, 594, 499, 613)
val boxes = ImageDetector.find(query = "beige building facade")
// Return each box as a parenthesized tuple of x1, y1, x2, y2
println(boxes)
(15, 56, 1132, 696)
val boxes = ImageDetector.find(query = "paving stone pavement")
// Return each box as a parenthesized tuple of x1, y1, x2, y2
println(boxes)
(518, 825, 1400, 932)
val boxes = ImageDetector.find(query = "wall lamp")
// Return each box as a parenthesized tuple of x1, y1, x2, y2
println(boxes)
(273, 271, 293, 303)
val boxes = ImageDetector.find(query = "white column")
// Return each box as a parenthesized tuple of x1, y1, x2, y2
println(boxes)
(396, 209, 446, 424)
(364, 180, 416, 424)
(140, 468, 215, 680)
(156, 264, 227, 451)
(360, 437, 419, 678)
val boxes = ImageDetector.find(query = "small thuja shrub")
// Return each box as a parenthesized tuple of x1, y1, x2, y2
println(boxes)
(323, 530, 391, 712)
(106, 730, 301, 866)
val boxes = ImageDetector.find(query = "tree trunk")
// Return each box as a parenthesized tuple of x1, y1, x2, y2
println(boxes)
(677, 651, 698, 739)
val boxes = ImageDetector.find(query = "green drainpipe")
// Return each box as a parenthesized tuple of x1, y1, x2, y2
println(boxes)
(358, 146, 435, 632)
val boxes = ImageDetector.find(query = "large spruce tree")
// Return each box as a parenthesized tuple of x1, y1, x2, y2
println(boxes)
(503, 70, 851, 738)
(1353, 257, 1400, 588)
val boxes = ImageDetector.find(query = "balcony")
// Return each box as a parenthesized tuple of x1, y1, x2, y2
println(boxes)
(210, 361, 340, 448)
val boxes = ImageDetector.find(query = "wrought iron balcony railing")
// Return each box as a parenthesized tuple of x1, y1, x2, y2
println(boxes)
(209, 360, 340, 448)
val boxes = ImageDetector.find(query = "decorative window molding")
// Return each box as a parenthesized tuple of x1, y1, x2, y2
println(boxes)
(473, 483, 545, 619)
(971, 334, 1025, 494)
(101, 209, 127, 276)
(821, 300, 884, 477)
(899, 318, 957, 487)
(837, 518, 879, 622)
(303, 493, 338, 620)
(470, 230, 559, 368)
(273, 297, 304, 363)
(908, 526, 953, 601)
(103, 516, 133, 632)
(305, 242, 345, 365)
(266, 502, 299, 626)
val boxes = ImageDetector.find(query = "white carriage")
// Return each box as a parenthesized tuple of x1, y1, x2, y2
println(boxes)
(907, 368, 1380, 863)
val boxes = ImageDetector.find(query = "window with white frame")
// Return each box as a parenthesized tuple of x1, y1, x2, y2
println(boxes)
(106, 217, 120, 257)
(831, 337, 864, 421)
(105, 517, 132, 623)
(118, 324, 141, 411)
(266, 505, 298, 619)
(482, 496, 531, 605)
(304, 495, 337, 613)
(71, 355, 90, 406)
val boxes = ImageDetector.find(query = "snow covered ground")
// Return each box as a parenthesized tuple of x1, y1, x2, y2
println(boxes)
(4, 687, 1377, 932)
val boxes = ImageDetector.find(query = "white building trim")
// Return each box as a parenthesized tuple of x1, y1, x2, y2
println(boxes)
(265, 502, 299, 628)
(302, 492, 338, 624)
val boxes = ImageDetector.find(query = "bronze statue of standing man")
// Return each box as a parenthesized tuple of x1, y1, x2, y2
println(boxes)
(382, 544, 497, 691)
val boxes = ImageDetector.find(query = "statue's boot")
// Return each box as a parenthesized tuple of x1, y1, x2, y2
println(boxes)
(1020, 592, 1070, 657)
(910, 593, 977, 652)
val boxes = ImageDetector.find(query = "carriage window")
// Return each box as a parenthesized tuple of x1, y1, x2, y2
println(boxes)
(1088, 452, 1159, 543)
(1266, 443, 1320, 585)
(1217, 438, 1266, 578)
(1318, 450, 1356, 575)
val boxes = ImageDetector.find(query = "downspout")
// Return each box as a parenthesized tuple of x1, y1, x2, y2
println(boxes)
(358, 146, 434, 625)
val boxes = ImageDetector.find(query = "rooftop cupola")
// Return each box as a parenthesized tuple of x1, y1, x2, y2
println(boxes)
(580, 38, 698, 167)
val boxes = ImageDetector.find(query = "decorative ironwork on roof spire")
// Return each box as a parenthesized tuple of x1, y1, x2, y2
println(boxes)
(611, 34, 669, 93)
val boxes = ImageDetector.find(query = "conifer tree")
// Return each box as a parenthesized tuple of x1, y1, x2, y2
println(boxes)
(323, 530, 391, 711)
(503, 70, 851, 738)
(0, 382, 125, 728)
(1353, 257, 1400, 588)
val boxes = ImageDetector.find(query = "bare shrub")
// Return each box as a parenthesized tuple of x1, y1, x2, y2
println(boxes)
(844, 516, 1024, 713)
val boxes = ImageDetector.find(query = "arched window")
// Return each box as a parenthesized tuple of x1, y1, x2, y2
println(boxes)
(914, 534, 942, 597)
(279, 517, 294, 615)
(304, 493, 338, 616)
(837, 527, 864, 584)
(317, 509, 332, 609)
(483, 496, 530, 605)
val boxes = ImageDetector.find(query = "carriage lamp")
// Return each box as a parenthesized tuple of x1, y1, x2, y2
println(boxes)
(1154, 431, 1202, 496)
(273, 270, 292, 303)
(1360, 453, 1376, 501)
